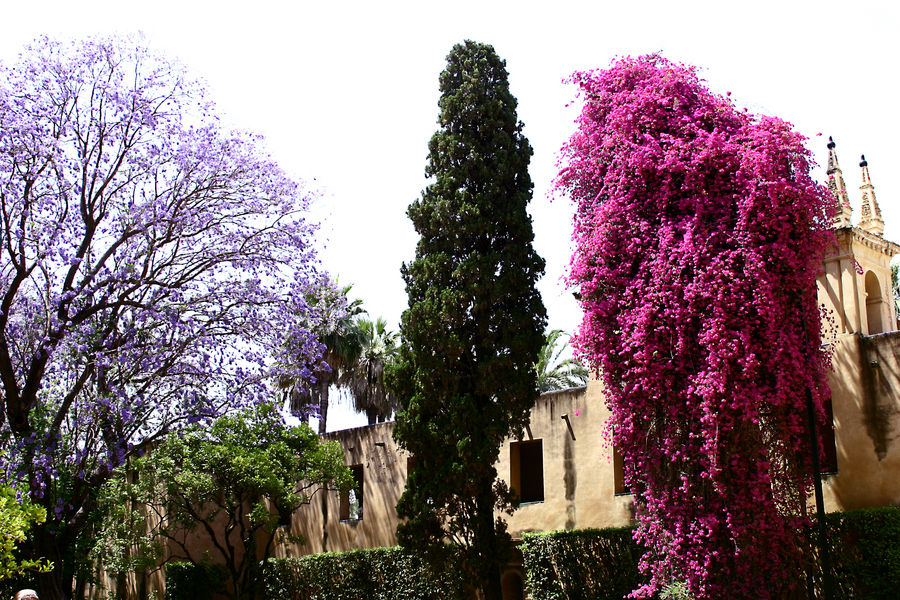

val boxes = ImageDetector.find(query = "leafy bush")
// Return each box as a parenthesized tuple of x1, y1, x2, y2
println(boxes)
(164, 561, 225, 600)
(809, 506, 900, 599)
(521, 509, 900, 600)
(521, 527, 645, 600)
(262, 546, 465, 600)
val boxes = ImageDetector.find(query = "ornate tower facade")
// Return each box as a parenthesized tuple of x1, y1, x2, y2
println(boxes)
(818, 138, 899, 338)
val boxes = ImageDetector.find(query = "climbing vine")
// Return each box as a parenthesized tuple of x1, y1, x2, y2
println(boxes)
(557, 55, 834, 599)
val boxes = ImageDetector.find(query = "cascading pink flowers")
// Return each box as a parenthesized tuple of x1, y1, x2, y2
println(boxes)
(556, 55, 834, 599)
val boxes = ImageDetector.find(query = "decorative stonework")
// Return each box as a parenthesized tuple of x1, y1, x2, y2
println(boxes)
(827, 137, 854, 228)
(857, 154, 885, 237)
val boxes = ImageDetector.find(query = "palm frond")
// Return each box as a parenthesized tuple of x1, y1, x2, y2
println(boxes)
(535, 329, 588, 393)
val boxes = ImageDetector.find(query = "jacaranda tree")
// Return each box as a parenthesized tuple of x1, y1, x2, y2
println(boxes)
(0, 36, 335, 598)
(556, 56, 834, 599)
(392, 41, 546, 600)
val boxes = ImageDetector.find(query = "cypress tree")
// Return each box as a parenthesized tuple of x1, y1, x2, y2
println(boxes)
(392, 41, 547, 600)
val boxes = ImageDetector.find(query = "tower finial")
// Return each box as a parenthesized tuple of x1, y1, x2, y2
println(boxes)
(826, 136, 852, 228)
(858, 154, 884, 237)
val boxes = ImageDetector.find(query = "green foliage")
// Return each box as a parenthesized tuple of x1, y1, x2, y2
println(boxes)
(344, 317, 400, 425)
(0, 485, 51, 582)
(164, 561, 226, 600)
(891, 264, 899, 327)
(85, 466, 166, 600)
(808, 507, 900, 599)
(310, 282, 366, 433)
(521, 510, 900, 600)
(535, 329, 589, 393)
(261, 547, 466, 600)
(660, 582, 694, 600)
(392, 40, 546, 600)
(134, 403, 353, 600)
(521, 527, 645, 600)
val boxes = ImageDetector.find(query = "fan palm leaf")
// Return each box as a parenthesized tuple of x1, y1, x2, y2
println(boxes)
(535, 329, 588, 393)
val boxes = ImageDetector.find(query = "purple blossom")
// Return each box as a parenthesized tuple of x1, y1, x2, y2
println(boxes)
(0, 34, 338, 557)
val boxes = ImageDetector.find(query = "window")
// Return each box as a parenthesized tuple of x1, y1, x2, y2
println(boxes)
(340, 465, 364, 521)
(510, 440, 544, 503)
(613, 445, 631, 495)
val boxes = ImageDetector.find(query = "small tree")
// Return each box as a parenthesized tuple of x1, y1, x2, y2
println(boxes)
(556, 56, 833, 599)
(127, 403, 352, 600)
(392, 41, 546, 600)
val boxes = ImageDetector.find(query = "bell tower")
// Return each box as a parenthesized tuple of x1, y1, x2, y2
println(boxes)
(818, 138, 899, 338)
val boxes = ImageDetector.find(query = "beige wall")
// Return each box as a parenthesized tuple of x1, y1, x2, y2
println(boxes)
(281, 422, 408, 557)
(281, 384, 635, 559)
(278, 333, 900, 559)
(497, 384, 633, 538)
(824, 332, 900, 510)
(818, 227, 899, 339)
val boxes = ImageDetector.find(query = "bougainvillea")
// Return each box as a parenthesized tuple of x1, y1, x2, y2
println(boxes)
(0, 36, 337, 597)
(556, 56, 834, 599)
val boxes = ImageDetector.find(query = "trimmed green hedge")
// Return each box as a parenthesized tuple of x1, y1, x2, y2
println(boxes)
(521, 527, 645, 600)
(810, 506, 900, 599)
(262, 546, 466, 600)
(521, 507, 900, 600)
(164, 561, 225, 600)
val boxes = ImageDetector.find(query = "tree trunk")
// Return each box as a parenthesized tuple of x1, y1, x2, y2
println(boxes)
(366, 408, 377, 426)
(318, 380, 329, 434)
(475, 485, 502, 600)
(30, 527, 74, 600)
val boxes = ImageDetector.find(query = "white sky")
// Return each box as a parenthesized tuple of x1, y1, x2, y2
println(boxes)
(3, 0, 898, 429)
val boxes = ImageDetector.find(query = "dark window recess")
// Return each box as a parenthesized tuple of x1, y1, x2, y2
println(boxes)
(613, 445, 631, 496)
(820, 397, 838, 475)
(340, 465, 364, 521)
(277, 504, 292, 528)
(511, 440, 544, 503)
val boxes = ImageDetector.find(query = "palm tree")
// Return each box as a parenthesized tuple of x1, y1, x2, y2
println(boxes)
(535, 329, 589, 393)
(286, 282, 366, 434)
(343, 317, 400, 425)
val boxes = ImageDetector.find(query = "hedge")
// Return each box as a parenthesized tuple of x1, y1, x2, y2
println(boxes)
(521, 526, 646, 600)
(164, 561, 225, 600)
(261, 546, 466, 600)
(521, 507, 900, 600)
(808, 506, 900, 599)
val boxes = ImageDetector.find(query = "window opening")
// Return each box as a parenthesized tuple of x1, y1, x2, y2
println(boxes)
(510, 440, 544, 503)
(820, 397, 838, 475)
(340, 464, 364, 521)
(613, 444, 631, 495)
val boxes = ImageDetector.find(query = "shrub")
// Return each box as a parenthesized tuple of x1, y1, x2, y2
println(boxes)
(262, 546, 466, 600)
(521, 509, 900, 600)
(810, 506, 900, 599)
(521, 527, 645, 600)
(164, 561, 225, 600)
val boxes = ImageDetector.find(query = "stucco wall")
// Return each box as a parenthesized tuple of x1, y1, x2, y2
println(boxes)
(279, 422, 407, 557)
(280, 384, 635, 558)
(817, 228, 899, 339)
(824, 331, 900, 510)
(276, 330, 900, 559)
(498, 383, 633, 538)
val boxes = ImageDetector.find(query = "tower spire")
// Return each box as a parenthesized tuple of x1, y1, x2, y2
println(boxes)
(826, 136, 853, 228)
(858, 154, 884, 236)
